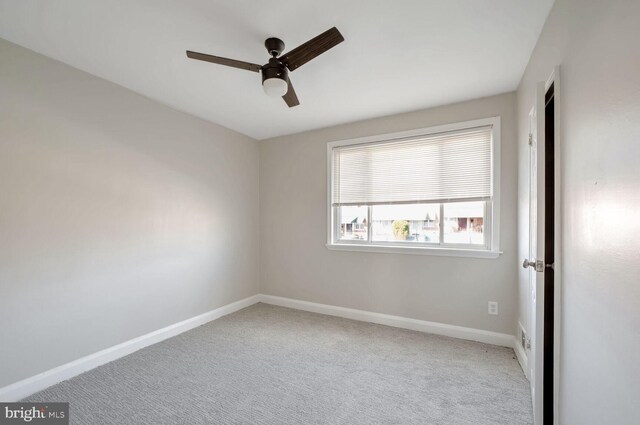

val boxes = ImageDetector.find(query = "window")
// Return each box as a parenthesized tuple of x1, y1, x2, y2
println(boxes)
(327, 117, 501, 258)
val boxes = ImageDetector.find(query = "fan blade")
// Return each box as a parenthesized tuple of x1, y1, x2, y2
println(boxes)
(280, 27, 344, 71)
(186, 51, 261, 72)
(282, 76, 300, 107)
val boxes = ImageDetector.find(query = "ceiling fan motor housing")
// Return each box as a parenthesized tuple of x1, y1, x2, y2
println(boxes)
(261, 57, 288, 83)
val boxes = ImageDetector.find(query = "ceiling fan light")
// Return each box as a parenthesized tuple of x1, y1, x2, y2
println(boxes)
(263, 77, 288, 97)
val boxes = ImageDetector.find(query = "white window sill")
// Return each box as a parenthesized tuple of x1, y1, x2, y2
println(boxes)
(326, 243, 502, 259)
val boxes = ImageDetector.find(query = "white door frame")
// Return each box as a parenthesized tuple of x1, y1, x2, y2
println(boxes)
(528, 91, 543, 425)
(528, 66, 562, 425)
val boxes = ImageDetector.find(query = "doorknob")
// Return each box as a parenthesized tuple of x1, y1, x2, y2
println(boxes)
(523, 259, 544, 272)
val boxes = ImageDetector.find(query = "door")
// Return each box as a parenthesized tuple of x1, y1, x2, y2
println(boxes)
(526, 82, 546, 425)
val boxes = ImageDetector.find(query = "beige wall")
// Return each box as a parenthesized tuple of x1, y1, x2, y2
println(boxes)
(516, 0, 640, 423)
(260, 92, 518, 335)
(0, 39, 260, 387)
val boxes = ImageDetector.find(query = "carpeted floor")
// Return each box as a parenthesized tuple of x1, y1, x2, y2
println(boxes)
(26, 303, 532, 424)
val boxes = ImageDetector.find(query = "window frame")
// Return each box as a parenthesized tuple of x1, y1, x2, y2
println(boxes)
(326, 117, 502, 259)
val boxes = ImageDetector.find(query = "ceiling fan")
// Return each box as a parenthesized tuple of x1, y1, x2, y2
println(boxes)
(186, 27, 344, 107)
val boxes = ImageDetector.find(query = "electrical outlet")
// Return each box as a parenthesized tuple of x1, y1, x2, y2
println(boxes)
(488, 301, 499, 315)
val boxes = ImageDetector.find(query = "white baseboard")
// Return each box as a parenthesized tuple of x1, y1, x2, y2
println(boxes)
(0, 294, 261, 401)
(258, 294, 514, 348)
(1, 293, 521, 401)
(513, 336, 529, 379)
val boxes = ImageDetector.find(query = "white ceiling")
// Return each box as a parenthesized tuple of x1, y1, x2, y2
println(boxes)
(0, 0, 554, 140)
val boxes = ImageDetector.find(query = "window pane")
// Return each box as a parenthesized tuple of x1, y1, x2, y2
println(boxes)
(371, 204, 440, 243)
(338, 206, 368, 241)
(443, 202, 485, 245)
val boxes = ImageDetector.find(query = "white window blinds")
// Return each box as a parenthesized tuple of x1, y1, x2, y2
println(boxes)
(331, 126, 493, 206)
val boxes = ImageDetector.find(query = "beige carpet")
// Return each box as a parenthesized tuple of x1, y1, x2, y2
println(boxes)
(27, 303, 532, 424)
